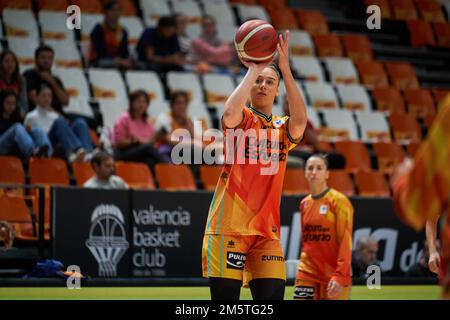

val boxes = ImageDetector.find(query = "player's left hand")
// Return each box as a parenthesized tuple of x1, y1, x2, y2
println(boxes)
(276, 30, 290, 73)
(326, 279, 342, 298)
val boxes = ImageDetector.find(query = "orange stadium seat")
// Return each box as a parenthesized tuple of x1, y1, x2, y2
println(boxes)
(372, 87, 406, 113)
(432, 23, 450, 48)
(372, 141, 406, 174)
(389, 114, 422, 143)
(328, 170, 355, 196)
(404, 88, 436, 118)
(0, 0, 31, 12)
(115, 162, 155, 190)
(71, 0, 102, 13)
(199, 165, 222, 191)
(407, 20, 436, 47)
(104, 0, 137, 16)
(72, 162, 95, 186)
(391, 0, 418, 20)
(268, 8, 298, 30)
(155, 164, 197, 191)
(356, 61, 389, 88)
(258, 0, 287, 11)
(335, 141, 372, 173)
(0, 194, 36, 240)
(0, 156, 25, 185)
(385, 62, 419, 90)
(89, 128, 101, 148)
(341, 34, 373, 62)
(295, 9, 329, 35)
(423, 114, 436, 129)
(415, 0, 446, 23)
(407, 141, 420, 157)
(37, 0, 68, 11)
(364, 0, 393, 19)
(355, 171, 391, 197)
(313, 34, 343, 57)
(283, 168, 309, 195)
(431, 88, 450, 105)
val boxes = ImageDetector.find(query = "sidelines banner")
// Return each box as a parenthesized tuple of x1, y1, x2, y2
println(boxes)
(53, 188, 424, 278)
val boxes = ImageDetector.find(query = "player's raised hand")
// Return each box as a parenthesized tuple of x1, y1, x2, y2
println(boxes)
(326, 279, 342, 298)
(277, 30, 290, 73)
(239, 55, 273, 73)
(428, 251, 441, 274)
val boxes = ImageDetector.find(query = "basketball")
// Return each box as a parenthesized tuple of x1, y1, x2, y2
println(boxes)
(234, 19, 278, 63)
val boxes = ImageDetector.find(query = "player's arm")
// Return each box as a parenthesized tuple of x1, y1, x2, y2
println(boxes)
(222, 60, 269, 129)
(277, 31, 307, 141)
(426, 217, 440, 274)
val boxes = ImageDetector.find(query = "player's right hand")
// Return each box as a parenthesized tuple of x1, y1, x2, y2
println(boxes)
(428, 251, 441, 274)
(239, 55, 272, 72)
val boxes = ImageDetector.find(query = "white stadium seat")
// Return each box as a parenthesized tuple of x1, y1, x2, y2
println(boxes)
(201, 0, 237, 27)
(139, 0, 171, 26)
(289, 30, 315, 56)
(303, 81, 339, 109)
(306, 107, 321, 129)
(148, 101, 170, 123)
(188, 102, 213, 129)
(167, 71, 204, 104)
(99, 100, 128, 130)
(336, 84, 372, 112)
(202, 73, 235, 111)
(321, 109, 359, 141)
(120, 16, 145, 54)
(80, 13, 103, 41)
(235, 4, 270, 23)
(39, 11, 75, 43)
(88, 68, 128, 103)
(3, 9, 39, 41)
(45, 40, 82, 69)
(355, 111, 391, 142)
(323, 57, 359, 84)
(125, 70, 166, 105)
(291, 56, 325, 82)
(8, 36, 39, 72)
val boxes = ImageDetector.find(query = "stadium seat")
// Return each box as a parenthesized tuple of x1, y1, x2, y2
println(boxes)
(0, 194, 36, 240)
(188, 102, 213, 130)
(431, 88, 450, 105)
(372, 87, 406, 114)
(167, 71, 204, 105)
(199, 165, 222, 191)
(406, 141, 420, 157)
(173, 0, 202, 23)
(328, 170, 355, 196)
(306, 107, 322, 129)
(71, 0, 102, 13)
(155, 164, 197, 191)
(39, 11, 75, 42)
(202, 73, 235, 113)
(321, 109, 359, 141)
(268, 7, 298, 30)
(80, 13, 103, 41)
(125, 70, 166, 106)
(356, 61, 389, 88)
(0, 156, 25, 196)
(89, 68, 128, 103)
(363, 0, 392, 19)
(116, 0, 138, 16)
(201, 0, 237, 27)
(389, 113, 422, 143)
(341, 34, 373, 62)
(290, 56, 325, 82)
(385, 62, 419, 90)
(336, 84, 372, 112)
(282, 168, 309, 195)
(355, 111, 391, 142)
(403, 88, 436, 118)
(115, 162, 155, 190)
(258, 0, 287, 10)
(8, 36, 39, 72)
(229, 0, 257, 4)
(289, 30, 315, 56)
(313, 34, 344, 57)
(98, 100, 128, 129)
(120, 16, 144, 53)
(304, 81, 339, 109)
(391, 0, 418, 20)
(335, 140, 372, 172)
(432, 22, 450, 48)
(235, 4, 270, 23)
(3, 9, 39, 41)
(407, 20, 436, 47)
(372, 141, 406, 174)
(45, 40, 83, 68)
(37, 0, 68, 11)
(0, 0, 31, 12)
(72, 162, 95, 186)
(295, 9, 329, 35)
(323, 57, 359, 85)
(139, 0, 171, 26)
(355, 171, 390, 197)
(416, 0, 446, 23)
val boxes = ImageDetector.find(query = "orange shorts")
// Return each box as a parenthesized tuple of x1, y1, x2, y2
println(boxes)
(293, 279, 351, 300)
(202, 234, 286, 283)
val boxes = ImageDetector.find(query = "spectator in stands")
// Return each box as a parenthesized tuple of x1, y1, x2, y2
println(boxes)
(89, 0, 134, 69)
(282, 96, 346, 169)
(0, 90, 51, 159)
(136, 16, 184, 73)
(351, 236, 382, 278)
(23, 45, 69, 114)
(0, 50, 28, 115)
(190, 15, 233, 74)
(173, 13, 191, 56)
(112, 90, 167, 173)
(0, 221, 14, 250)
(84, 151, 129, 189)
(24, 84, 93, 163)
(406, 240, 438, 277)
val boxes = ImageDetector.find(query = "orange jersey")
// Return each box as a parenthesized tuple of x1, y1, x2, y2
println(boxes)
(297, 188, 354, 286)
(205, 106, 301, 239)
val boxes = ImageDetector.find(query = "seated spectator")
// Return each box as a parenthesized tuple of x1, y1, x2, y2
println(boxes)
(24, 84, 94, 163)
(89, 0, 134, 69)
(136, 16, 184, 73)
(406, 240, 439, 277)
(0, 50, 28, 115)
(190, 16, 233, 73)
(0, 221, 14, 250)
(112, 90, 166, 173)
(352, 236, 382, 278)
(84, 151, 129, 189)
(0, 90, 51, 159)
(173, 13, 191, 56)
(23, 45, 69, 114)
(282, 96, 346, 169)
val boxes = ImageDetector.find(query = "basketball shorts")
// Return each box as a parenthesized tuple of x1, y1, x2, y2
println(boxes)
(293, 279, 351, 300)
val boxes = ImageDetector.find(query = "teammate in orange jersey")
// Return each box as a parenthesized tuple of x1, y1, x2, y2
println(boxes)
(294, 154, 354, 300)
(202, 31, 307, 300)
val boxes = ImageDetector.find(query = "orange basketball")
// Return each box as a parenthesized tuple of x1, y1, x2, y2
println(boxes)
(234, 19, 278, 63)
